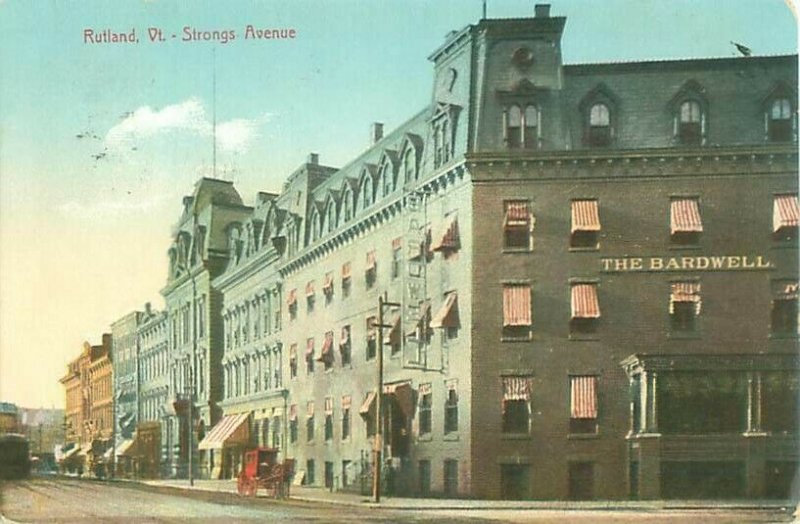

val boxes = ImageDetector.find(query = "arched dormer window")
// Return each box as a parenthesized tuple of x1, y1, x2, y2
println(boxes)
(523, 105, 539, 149)
(226, 225, 243, 264)
(308, 207, 320, 244)
(341, 183, 354, 222)
(360, 171, 374, 210)
(403, 148, 416, 183)
(588, 103, 610, 147)
(504, 104, 539, 149)
(678, 100, 703, 145)
(325, 199, 337, 233)
(768, 98, 795, 142)
(380, 164, 392, 197)
(579, 84, 618, 149)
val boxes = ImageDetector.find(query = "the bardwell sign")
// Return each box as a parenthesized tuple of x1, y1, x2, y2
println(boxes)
(601, 255, 773, 273)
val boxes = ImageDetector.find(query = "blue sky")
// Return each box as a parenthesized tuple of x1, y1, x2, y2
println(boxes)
(0, 0, 796, 408)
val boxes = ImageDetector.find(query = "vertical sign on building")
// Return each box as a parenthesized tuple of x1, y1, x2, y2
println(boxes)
(403, 190, 428, 367)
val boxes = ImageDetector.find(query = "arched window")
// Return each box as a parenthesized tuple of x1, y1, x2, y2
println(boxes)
(361, 175, 373, 209)
(309, 211, 320, 243)
(381, 165, 393, 197)
(506, 105, 522, 148)
(342, 186, 353, 222)
(587, 103, 610, 147)
(769, 98, 793, 142)
(326, 201, 336, 233)
(403, 149, 416, 183)
(678, 100, 703, 145)
(524, 105, 539, 149)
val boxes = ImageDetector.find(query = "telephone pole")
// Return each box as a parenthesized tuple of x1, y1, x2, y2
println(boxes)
(373, 293, 400, 503)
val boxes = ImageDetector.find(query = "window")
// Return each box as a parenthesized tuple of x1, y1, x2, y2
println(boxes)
(418, 460, 431, 495)
(444, 383, 458, 434)
(678, 100, 703, 146)
(306, 459, 315, 485)
(341, 396, 351, 440)
(341, 262, 352, 297)
(361, 174, 373, 209)
(322, 272, 334, 305)
(431, 292, 459, 338)
(569, 375, 598, 434)
(360, 391, 377, 436)
(443, 460, 458, 497)
(306, 402, 315, 442)
(365, 251, 377, 289)
(289, 344, 298, 379)
(384, 314, 401, 355)
(771, 282, 798, 335)
(503, 200, 532, 250)
(505, 105, 538, 149)
(658, 372, 746, 434)
(570, 283, 600, 334)
(324, 397, 334, 441)
(503, 284, 532, 340)
(366, 316, 377, 360)
(762, 372, 800, 433)
(773, 194, 799, 242)
(287, 289, 298, 321)
(502, 376, 532, 434)
(670, 282, 700, 332)
(524, 105, 539, 149)
(571, 199, 600, 249)
(318, 331, 334, 371)
(670, 197, 702, 245)
(418, 384, 432, 435)
(305, 338, 315, 374)
(506, 105, 522, 148)
(306, 281, 315, 312)
(324, 461, 334, 489)
(289, 405, 298, 443)
(769, 98, 793, 142)
(339, 325, 352, 366)
(391, 238, 402, 279)
(587, 103, 611, 147)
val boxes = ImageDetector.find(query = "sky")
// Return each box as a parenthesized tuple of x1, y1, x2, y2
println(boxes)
(0, 0, 797, 409)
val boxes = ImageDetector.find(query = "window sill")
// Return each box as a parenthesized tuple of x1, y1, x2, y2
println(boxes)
(567, 432, 599, 440)
(501, 336, 533, 343)
(501, 433, 532, 440)
(443, 433, 459, 441)
(568, 246, 599, 253)
(668, 244, 702, 251)
(502, 248, 533, 254)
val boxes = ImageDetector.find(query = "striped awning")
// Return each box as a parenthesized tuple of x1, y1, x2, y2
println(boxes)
(570, 376, 598, 419)
(670, 199, 703, 234)
(365, 250, 377, 271)
(307, 402, 314, 418)
(502, 376, 532, 401)
(306, 338, 315, 357)
(317, 332, 333, 362)
(431, 293, 459, 329)
(392, 237, 402, 250)
(197, 413, 249, 450)
(670, 282, 702, 314)
(571, 200, 601, 233)
(341, 262, 352, 279)
(418, 383, 432, 396)
(341, 395, 352, 410)
(406, 302, 431, 339)
(503, 285, 532, 327)
(289, 404, 298, 421)
(383, 314, 401, 345)
(115, 438, 136, 457)
(571, 284, 600, 319)
(504, 201, 530, 227)
(339, 326, 350, 347)
(359, 391, 377, 416)
(773, 194, 800, 232)
(322, 272, 334, 294)
(324, 397, 334, 415)
(287, 288, 298, 307)
(306, 280, 315, 297)
(431, 214, 460, 252)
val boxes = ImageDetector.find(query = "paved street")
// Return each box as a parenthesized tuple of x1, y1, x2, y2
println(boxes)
(0, 477, 796, 523)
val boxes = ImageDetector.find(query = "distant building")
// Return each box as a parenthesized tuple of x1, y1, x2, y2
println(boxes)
(0, 402, 20, 434)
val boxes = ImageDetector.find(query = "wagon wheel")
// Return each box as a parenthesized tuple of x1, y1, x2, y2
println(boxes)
(247, 478, 258, 497)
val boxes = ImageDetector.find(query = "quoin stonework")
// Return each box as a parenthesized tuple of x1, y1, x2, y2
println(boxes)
(61, 4, 799, 500)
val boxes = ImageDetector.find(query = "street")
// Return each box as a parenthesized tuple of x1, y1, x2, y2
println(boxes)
(0, 478, 796, 523)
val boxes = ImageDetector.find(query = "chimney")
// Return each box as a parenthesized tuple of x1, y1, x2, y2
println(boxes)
(535, 4, 551, 17)
(371, 122, 384, 144)
(307, 153, 319, 165)
(145, 302, 152, 316)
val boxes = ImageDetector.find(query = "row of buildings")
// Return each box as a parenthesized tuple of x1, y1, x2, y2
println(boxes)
(61, 5, 799, 500)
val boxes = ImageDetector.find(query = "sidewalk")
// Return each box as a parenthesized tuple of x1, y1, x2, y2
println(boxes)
(137, 479, 798, 512)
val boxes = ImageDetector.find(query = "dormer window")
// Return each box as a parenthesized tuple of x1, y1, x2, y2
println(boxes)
(678, 100, 703, 146)
(587, 103, 611, 147)
(769, 98, 793, 142)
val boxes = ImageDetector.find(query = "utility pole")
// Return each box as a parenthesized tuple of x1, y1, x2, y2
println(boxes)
(373, 293, 400, 503)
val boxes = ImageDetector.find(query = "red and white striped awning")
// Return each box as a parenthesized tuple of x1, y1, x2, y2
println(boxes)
(504, 201, 530, 227)
(670, 199, 703, 234)
(287, 288, 298, 307)
(502, 376, 532, 401)
(431, 214, 459, 252)
(359, 391, 377, 416)
(503, 285, 532, 327)
(431, 293, 459, 329)
(197, 413, 250, 450)
(322, 272, 334, 294)
(365, 250, 377, 271)
(341, 262, 352, 279)
(324, 397, 334, 415)
(571, 284, 600, 319)
(570, 376, 598, 419)
(571, 200, 601, 233)
(341, 395, 352, 410)
(317, 332, 334, 362)
(306, 280, 315, 297)
(289, 404, 298, 421)
(670, 282, 701, 314)
(773, 194, 799, 232)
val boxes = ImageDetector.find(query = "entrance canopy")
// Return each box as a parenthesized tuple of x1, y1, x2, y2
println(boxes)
(198, 413, 250, 450)
(115, 439, 137, 457)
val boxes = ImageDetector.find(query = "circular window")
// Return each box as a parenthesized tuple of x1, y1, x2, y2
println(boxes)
(512, 47, 534, 67)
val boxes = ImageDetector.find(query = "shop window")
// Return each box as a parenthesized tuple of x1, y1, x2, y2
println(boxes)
(670, 197, 702, 245)
(324, 461, 334, 489)
(418, 384, 432, 435)
(587, 103, 611, 147)
(503, 200, 533, 251)
(570, 199, 600, 249)
(502, 376, 532, 434)
(570, 283, 600, 334)
(771, 282, 798, 335)
(658, 372, 747, 434)
(677, 100, 704, 146)
(773, 194, 799, 242)
(569, 375, 598, 434)
(502, 284, 532, 340)
(762, 372, 800, 434)
(670, 282, 700, 332)
(769, 98, 793, 142)
(444, 385, 458, 434)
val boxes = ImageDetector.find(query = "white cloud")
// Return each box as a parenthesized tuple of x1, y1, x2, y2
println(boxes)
(59, 193, 171, 221)
(105, 98, 268, 155)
